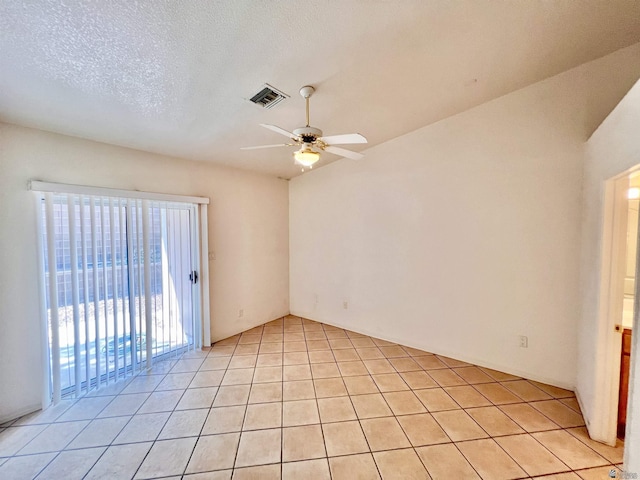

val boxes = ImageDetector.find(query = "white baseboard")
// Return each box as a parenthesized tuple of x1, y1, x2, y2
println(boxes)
(292, 310, 575, 391)
(211, 311, 291, 344)
(0, 403, 42, 426)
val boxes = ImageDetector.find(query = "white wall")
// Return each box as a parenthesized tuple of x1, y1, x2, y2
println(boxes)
(290, 44, 640, 390)
(0, 123, 289, 422)
(581, 79, 640, 468)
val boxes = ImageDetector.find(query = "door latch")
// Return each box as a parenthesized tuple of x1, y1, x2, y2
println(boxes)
(189, 270, 198, 285)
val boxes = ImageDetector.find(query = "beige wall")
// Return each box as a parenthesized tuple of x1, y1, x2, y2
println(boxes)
(0, 123, 290, 422)
(289, 44, 640, 390)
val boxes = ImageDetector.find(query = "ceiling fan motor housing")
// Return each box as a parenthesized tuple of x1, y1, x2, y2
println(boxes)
(293, 126, 323, 143)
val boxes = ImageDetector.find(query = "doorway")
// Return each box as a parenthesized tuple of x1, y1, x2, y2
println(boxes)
(600, 167, 639, 446)
(616, 173, 639, 438)
(36, 191, 204, 402)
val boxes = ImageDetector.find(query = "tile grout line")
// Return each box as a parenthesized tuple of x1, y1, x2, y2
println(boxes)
(213, 333, 245, 477)
(280, 317, 285, 479)
(336, 322, 386, 479)
(130, 350, 192, 480)
(178, 345, 224, 478)
(129, 347, 209, 478)
(309, 322, 332, 479)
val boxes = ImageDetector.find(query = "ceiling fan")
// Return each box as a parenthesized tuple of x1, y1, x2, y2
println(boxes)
(241, 85, 367, 170)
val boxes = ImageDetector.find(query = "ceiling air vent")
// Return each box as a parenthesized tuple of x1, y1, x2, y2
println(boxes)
(248, 84, 289, 109)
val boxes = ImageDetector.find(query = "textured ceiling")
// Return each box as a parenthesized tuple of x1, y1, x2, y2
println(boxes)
(1, 1, 640, 179)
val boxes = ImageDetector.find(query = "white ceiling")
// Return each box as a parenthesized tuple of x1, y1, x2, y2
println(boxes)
(1, 1, 640, 179)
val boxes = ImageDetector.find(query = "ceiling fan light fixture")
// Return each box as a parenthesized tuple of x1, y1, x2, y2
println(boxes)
(294, 146, 320, 167)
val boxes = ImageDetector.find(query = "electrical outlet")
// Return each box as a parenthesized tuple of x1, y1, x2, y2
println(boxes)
(343, 301, 348, 310)
(238, 309, 244, 318)
(519, 335, 528, 348)
(208, 251, 215, 261)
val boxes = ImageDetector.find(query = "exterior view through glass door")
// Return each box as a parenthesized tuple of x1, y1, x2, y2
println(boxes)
(37, 193, 202, 401)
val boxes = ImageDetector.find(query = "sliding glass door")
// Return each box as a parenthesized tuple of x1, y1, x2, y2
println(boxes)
(38, 194, 201, 401)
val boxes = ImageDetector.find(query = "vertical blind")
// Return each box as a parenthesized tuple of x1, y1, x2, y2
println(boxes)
(32, 183, 209, 404)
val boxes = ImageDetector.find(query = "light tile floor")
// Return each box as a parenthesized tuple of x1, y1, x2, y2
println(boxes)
(0, 316, 627, 479)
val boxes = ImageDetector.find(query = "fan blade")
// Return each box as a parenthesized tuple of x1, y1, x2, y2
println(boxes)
(260, 123, 299, 139)
(240, 144, 294, 150)
(324, 145, 364, 160)
(320, 133, 367, 145)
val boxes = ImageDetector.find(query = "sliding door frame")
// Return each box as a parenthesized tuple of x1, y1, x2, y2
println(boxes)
(30, 181, 210, 408)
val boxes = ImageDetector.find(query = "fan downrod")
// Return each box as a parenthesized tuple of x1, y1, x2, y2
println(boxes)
(299, 86, 315, 127)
